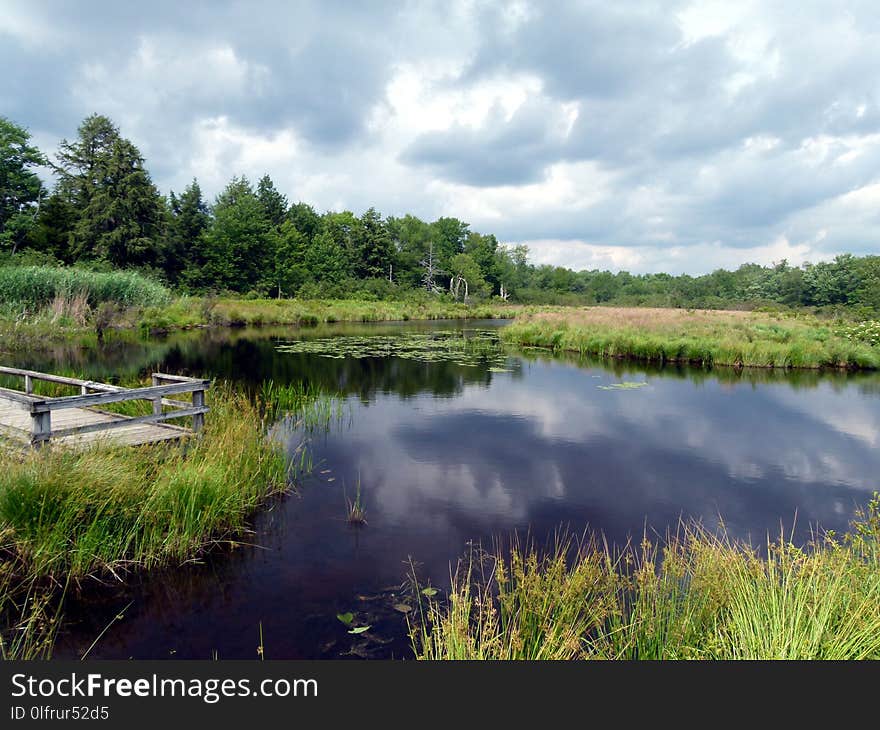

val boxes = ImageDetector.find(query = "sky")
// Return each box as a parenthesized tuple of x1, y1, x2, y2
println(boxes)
(3, 0, 880, 274)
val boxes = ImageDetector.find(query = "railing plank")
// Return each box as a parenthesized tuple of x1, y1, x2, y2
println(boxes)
(0, 366, 121, 392)
(51, 406, 209, 438)
(152, 373, 204, 383)
(0, 387, 38, 407)
(1, 368, 211, 449)
(31, 380, 211, 412)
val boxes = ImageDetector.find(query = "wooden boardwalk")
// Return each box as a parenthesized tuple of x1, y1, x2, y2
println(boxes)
(0, 367, 210, 451)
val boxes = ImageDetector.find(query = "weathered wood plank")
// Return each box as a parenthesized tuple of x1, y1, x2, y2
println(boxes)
(52, 406, 209, 438)
(31, 380, 211, 412)
(31, 410, 51, 447)
(0, 387, 38, 406)
(1, 368, 210, 450)
(161, 398, 192, 409)
(0, 366, 122, 392)
(152, 373, 204, 383)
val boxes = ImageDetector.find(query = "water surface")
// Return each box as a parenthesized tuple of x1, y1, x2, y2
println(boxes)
(11, 320, 877, 659)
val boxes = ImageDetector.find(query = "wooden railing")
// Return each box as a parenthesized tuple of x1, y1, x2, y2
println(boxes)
(0, 366, 210, 448)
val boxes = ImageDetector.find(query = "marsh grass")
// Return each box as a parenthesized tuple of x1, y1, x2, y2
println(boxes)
(259, 380, 350, 432)
(502, 307, 880, 370)
(0, 266, 171, 310)
(412, 498, 880, 660)
(345, 479, 367, 526)
(0, 375, 340, 658)
(1, 294, 518, 351)
(139, 298, 516, 335)
(0, 384, 291, 584)
(0, 547, 63, 660)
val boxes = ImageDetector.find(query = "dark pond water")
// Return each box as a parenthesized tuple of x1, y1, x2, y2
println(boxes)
(9, 319, 879, 659)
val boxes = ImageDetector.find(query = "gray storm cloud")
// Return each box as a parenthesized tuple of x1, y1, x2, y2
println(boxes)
(3, 0, 879, 272)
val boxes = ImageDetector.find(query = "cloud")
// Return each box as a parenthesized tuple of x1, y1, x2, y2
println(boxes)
(4, 0, 880, 272)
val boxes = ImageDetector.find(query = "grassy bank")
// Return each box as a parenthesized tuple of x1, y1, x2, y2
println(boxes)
(501, 307, 880, 369)
(139, 297, 517, 333)
(0, 294, 520, 351)
(412, 498, 880, 660)
(0, 384, 294, 658)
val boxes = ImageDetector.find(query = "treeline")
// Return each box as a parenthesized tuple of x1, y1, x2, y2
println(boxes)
(1, 113, 878, 312)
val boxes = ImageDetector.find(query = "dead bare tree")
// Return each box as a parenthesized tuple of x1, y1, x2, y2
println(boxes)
(450, 273, 469, 303)
(419, 242, 446, 294)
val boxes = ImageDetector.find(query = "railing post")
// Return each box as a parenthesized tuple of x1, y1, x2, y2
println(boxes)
(151, 374, 162, 416)
(30, 406, 51, 448)
(24, 374, 32, 394)
(192, 387, 205, 433)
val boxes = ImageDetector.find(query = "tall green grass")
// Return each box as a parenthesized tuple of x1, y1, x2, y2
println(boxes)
(139, 297, 516, 333)
(0, 266, 171, 309)
(502, 309, 880, 370)
(0, 385, 290, 582)
(412, 498, 880, 660)
(259, 380, 350, 432)
(0, 378, 342, 658)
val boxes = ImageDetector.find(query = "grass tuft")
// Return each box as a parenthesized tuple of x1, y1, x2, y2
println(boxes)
(412, 497, 880, 660)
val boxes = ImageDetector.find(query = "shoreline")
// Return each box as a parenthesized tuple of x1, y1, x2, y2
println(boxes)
(501, 307, 880, 371)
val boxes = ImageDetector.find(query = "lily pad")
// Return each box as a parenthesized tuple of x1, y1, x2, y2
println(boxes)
(393, 603, 413, 613)
(597, 382, 648, 391)
(336, 612, 354, 626)
(348, 626, 371, 635)
(277, 331, 510, 370)
(421, 587, 439, 597)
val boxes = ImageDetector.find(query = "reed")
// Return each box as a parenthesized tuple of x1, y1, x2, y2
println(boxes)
(259, 380, 350, 432)
(0, 266, 171, 310)
(501, 307, 880, 370)
(412, 496, 880, 660)
(345, 479, 367, 526)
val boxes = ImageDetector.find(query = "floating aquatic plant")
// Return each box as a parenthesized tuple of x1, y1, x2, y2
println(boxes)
(276, 330, 511, 370)
(597, 382, 649, 391)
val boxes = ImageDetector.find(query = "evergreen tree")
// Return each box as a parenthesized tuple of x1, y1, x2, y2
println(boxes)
(166, 179, 210, 286)
(0, 117, 47, 254)
(54, 114, 164, 267)
(26, 191, 76, 262)
(257, 174, 288, 228)
(268, 219, 309, 297)
(357, 207, 393, 279)
(202, 176, 271, 293)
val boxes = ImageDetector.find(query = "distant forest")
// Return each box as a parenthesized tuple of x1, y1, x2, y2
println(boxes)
(2, 114, 878, 312)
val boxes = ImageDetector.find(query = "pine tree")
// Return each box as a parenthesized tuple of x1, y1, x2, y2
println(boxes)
(268, 220, 309, 297)
(202, 176, 271, 293)
(166, 179, 210, 286)
(54, 114, 164, 268)
(357, 207, 393, 279)
(26, 192, 76, 262)
(257, 174, 288, 228)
